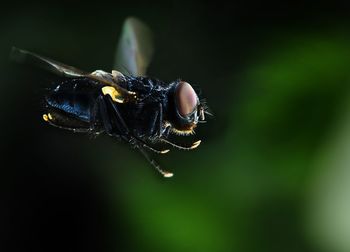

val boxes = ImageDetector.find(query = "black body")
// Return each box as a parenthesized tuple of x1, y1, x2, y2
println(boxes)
(45, 76, 178, 141)
(11, 46, 209, 177)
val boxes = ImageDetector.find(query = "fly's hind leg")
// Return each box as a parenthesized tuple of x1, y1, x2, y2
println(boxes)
(96, 95, 114, 135)
(42, 111, 91, 133)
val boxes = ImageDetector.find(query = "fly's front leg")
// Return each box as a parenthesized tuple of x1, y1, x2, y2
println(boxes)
(156, 104, 201, 150)
(153, 103, 169, 138)
(158, 103, 163, 137)
(145, 105, 160, 140)
(104, 95, 169, 153)
(162, 125, 171, 138)
(103, 95, 173, 177)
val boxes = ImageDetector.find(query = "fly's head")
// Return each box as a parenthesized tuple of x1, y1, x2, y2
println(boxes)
(169, 80, 209, 135)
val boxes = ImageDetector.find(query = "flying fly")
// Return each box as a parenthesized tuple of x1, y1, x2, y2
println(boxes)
(11, 17, 210, 177)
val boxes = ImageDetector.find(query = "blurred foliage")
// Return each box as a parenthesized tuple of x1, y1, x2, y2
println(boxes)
(2, 2, 350, 252)
(92, 31, 350, 252)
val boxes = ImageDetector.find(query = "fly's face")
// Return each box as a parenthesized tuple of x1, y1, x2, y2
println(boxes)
(171, 81, 207, 135)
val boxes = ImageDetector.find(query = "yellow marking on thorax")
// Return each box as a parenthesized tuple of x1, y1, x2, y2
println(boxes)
(101, 86, 125, 103)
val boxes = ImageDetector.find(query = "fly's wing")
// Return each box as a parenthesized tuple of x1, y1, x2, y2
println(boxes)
(114, 17, 154, 76)
(10, 47, 87, 77)
(10, 47, 137, 103)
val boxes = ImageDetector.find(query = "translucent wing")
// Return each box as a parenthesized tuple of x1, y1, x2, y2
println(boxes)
(10, 47, 137, 103)
(10, 47, 87, 77)
(114, 17, 154, 76)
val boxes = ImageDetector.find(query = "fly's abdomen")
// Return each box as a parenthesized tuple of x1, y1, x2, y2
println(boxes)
(43, 78, 101, 132)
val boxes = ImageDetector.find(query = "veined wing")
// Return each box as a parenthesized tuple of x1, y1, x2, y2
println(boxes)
(114, 17, 154, 76)
(10, 47, 87, 77)
(10, 47, 136, 103)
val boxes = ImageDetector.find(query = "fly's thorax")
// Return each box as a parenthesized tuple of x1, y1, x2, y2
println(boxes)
(120, 76, 152, 93)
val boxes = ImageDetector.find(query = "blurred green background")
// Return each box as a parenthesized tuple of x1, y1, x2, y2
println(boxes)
(2, 1, 350, 252)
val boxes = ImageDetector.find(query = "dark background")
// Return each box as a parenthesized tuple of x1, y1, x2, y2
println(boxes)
(2, 1, 350, 252)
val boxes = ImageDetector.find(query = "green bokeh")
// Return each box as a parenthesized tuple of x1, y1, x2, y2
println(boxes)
(96, 31, 350, 252)
(2, 2, 350, 252)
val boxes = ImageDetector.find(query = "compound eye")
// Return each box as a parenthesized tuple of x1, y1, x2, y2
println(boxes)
(176, 81, 198, 117)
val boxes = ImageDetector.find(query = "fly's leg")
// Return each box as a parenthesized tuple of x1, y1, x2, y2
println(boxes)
(162, 126, 171, 138)
(42, 112, 90, 133)
(135, 145, 173, 178)
(96, 95, 114, 135)
(103, 95, 173, 177)
(160, 138, 201, 150)
(143, 103, 160, 139)
(105, 95, 169, 153)
(136, 139, 169, 154)
(88, 99, 104, 136)
(156, 103, 201, 150)
(158, 103, 163, 137)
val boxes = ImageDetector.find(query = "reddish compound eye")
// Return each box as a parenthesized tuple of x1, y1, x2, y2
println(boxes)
(175, 81, 198, 116)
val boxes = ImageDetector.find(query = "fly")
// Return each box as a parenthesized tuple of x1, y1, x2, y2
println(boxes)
(11, 17, 211, 177)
